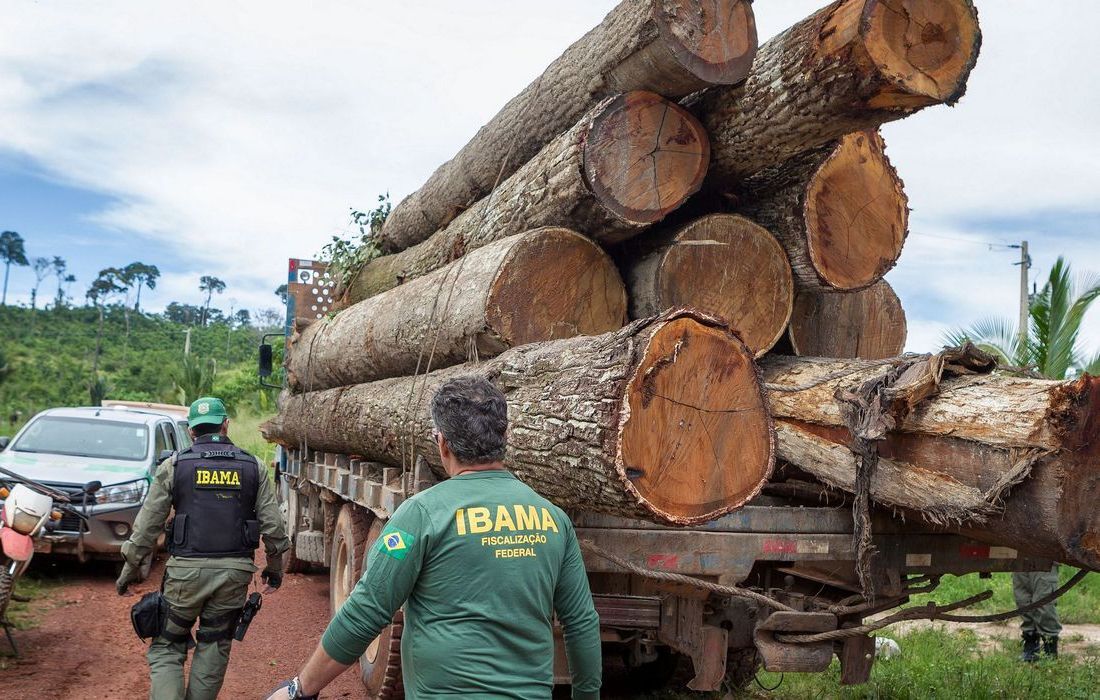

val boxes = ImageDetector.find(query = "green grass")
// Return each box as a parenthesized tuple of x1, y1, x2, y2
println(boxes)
(3, 573, 63, 631)
(908, 567, 1100, 624)
(229, 410, 277, 466)
(747, 628, 1100, 700)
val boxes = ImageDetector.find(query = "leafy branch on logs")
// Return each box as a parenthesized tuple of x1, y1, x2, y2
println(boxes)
(321, 193, 391, 289)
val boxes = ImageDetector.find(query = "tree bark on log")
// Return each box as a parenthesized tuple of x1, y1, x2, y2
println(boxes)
(264, 310, 774, 525)
(761, 348, 1100, 570)
(788, 280, 907, 359)
(736, 131, 908, 292)
(693, 0, 980, 186)
(379, 0, 757, 253)
(341, 92, 709, 306)
(287, 228, 627, 393)
(621, 214, 792, 356)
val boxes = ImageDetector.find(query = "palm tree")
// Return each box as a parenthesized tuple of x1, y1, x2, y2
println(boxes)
(944, 257, 1100, 380)
(123, 261, 160, 312)
(170, 354, 217, 405)
(52, 257, 70, 307)
(0, 231, 29, 305)
(86, 268, 125, 383)
(30, 257, 51, 310)
(199, 275, 226, 326)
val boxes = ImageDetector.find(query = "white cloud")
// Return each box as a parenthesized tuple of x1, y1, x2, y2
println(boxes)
(0, 0, 1098, 354)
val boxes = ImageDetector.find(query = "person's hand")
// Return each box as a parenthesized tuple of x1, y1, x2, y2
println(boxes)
(265, 677, 317, 700)
(116, 562, 140, 596)
(264, 680, 293, 700)
(262, 569, 283, 594)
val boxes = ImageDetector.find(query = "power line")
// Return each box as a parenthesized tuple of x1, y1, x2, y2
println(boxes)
(909, 230, 1018, 250)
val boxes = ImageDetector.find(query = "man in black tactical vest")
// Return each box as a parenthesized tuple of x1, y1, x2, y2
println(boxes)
(117, 397, 289, 699)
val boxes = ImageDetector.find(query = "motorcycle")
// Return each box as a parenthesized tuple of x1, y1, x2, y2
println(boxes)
(0, 467, 100, 655)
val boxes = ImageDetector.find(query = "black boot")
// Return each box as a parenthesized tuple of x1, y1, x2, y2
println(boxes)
(1042, 636, 1058, 659)
(1020, 632, 1041, 662)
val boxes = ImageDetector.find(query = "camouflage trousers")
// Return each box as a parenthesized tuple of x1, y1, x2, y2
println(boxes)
(146, 565, 252, 700)
(1012, 566, 1062, 638)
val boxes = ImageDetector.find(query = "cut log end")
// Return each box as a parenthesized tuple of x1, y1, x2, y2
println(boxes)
(1052, 374, 1100, 570)
(485, 227, 627, 348)
(618, 315, 773, 524)
(805, 131, 908, 290)
(788, 281, 907, 360)
(652, 214, 793, 356)
(654, 0, 758, 85)
(584, 91, 710, 232)
(863, 0, 982, 106)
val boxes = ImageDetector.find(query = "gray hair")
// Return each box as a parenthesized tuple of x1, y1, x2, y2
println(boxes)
(430, 376, 508, 465)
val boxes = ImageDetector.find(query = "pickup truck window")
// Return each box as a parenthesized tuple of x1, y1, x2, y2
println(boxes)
(175, 421, 192, 450)
(12, 417, 150, 462)
(155, 422, 172, 455)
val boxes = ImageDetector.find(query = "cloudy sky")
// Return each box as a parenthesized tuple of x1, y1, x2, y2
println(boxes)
(1, 1, 1097, 356)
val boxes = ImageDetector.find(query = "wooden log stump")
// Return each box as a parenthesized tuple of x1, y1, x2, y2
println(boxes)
(379, 0, 757, 253)
(342, 91, 709, 305)
(788, 280, 907, 360)
(737, 131, 908, 292)
(694, 0, 981, 185)
(762, 349, 1100, 570)
(621, 214, 792, 356)
(287, 227, 627, 392)
(265, 310, 774, 525)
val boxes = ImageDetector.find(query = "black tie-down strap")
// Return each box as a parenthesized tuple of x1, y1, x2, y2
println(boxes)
(196, 608, 242, 644)
(159, 610, 197, 646)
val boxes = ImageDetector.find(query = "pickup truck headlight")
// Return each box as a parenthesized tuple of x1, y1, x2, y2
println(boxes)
(97, 479, 148, 505)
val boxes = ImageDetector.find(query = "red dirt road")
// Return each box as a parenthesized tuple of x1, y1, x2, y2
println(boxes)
(0, 556, 365, 699)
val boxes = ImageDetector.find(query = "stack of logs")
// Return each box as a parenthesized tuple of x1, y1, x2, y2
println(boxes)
(264, 0, 1100, 571)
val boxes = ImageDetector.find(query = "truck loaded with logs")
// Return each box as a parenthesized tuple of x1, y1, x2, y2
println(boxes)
(259, 0, 1098, 695)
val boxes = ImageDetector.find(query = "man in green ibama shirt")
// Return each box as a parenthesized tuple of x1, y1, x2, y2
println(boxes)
(266, 376, 602, 700)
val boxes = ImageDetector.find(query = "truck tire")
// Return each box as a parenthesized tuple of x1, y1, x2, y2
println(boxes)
(280, 478, 309, 574)
(0, 568, 13, 623)
(330, 507, 404, 697)
(622, 648, 682, 692)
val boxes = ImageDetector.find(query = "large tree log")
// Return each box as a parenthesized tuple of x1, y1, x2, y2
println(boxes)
(342, 92, 709, 305)
(287, 228, 627, 393)
(621, 214, 792, 356)
(736, 131, 908, 292)
(264, 310, 774, 525)
(788, 280, 907, 359)
(762, 349, 1100, 570)
(694, 0, 980, 186)
(379, 0, 757, 253)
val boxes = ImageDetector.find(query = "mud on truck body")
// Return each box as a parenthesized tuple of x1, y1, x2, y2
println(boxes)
(263, 259, 1053, 696)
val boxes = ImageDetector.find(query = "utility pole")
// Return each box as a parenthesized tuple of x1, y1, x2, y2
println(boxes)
(184, 328, 192, 356)
(1014, 240, 1031, 351)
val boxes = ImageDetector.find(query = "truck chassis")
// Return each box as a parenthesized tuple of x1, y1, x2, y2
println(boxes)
(275, 447, 1051, 695)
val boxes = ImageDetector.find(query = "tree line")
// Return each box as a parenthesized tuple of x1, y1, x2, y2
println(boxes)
(0, 229, 284, 328)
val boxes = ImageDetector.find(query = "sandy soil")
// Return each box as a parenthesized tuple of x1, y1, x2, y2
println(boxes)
(0, 555, 365, 699)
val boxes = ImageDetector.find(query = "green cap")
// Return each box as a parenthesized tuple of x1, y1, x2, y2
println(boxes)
(188, 397, 228, 428)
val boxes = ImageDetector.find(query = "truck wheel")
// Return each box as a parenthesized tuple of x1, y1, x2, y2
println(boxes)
(623, 648, 682, 691)
(281, 479, 309, 574)
(330, 506, 404, 697)
(725, 647, 762, 691)
(0, 568, 13, 622)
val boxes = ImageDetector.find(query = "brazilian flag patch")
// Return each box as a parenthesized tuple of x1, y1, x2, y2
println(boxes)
(378, 527, 415, 561)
